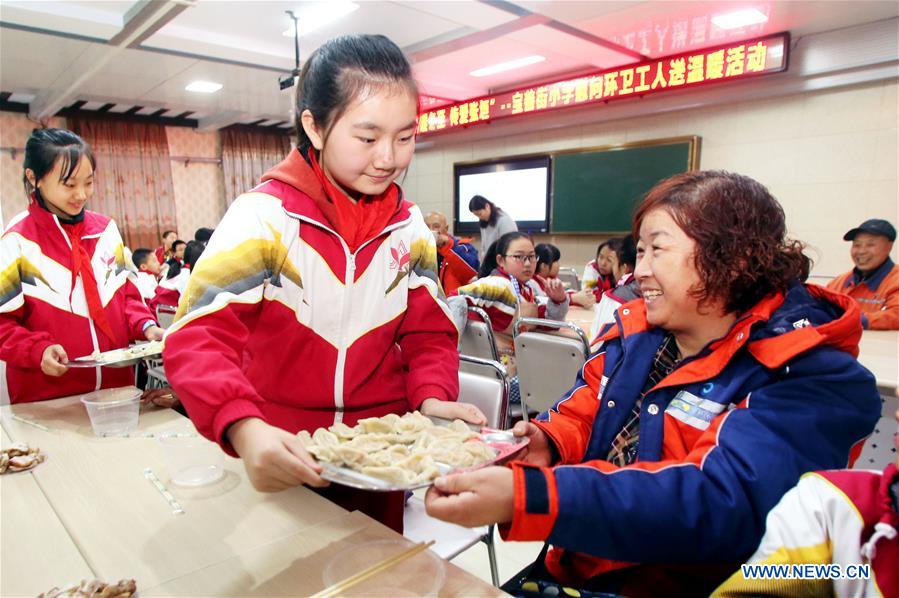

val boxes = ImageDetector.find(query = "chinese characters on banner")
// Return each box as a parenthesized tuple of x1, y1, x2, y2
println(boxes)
(417, 32, 788, 136)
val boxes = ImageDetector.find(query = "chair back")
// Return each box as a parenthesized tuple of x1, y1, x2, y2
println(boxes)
(458, 354, 509, 429)
(513, 318, 591, 415)
(459, 306, 500, 372)
(853, 395, 898, 470)
(156, 304, 177, 329)
(557, 267, 580, 291)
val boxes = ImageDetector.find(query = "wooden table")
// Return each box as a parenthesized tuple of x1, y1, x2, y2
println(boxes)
(1, 427, 95, 597)
(565, 306, 594, 334)
(858, 330, 899, 398)
(1, 393, 503, 597)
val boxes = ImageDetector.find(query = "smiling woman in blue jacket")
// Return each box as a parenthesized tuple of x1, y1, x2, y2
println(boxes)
(425, 171, 881, 596)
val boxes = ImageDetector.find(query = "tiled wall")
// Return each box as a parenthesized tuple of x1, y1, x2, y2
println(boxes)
(406, 79, 899, 278)
(0, 114, 228, 246)
(0, 112, 64, 227)
(164, 126, 225, 244)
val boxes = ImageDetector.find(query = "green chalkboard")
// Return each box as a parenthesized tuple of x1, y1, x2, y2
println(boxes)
(551, 137, 699, 233)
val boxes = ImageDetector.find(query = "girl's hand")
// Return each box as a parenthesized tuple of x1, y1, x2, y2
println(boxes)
(140, 388, 179, 409)
(518, 300, 539, 319)
(424, 467, 514, 527)
(571, 289, 596, 308)
(41, 344, 69, 376)
(144, 325, 165, 341)
(227, 418, 328, 492)
(420, 398, 487, 426)
(511, 421, 554, 466)
(544, 278, 568, 304)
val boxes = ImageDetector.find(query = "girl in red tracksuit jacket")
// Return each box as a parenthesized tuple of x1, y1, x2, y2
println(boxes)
(162, 34, 484, 532)
(0, 128, 163, 403)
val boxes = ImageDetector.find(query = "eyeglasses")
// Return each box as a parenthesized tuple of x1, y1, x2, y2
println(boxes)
(504, 254, 537, 264)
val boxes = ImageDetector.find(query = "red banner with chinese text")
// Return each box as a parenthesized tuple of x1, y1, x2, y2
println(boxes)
(417, 32, 789, 136)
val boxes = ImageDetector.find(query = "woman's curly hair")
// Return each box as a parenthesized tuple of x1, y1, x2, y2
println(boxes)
(632, 171, 810, 314)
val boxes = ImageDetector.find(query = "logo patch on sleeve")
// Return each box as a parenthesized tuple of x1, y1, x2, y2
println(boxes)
(665, 389, 727, 430)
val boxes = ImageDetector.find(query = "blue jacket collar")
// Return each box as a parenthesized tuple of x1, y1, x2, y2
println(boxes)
(849, 257, 895, 291)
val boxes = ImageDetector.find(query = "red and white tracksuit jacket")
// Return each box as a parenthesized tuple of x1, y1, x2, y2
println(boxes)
(0, 204, 156, 402)
(581, 259, 614, 302)
(715, 463, 898, 597)
(162, 179, 460, 454)
(456, 270, 569, 333)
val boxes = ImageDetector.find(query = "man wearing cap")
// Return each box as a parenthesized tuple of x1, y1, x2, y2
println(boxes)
(827, 219, 899, 330)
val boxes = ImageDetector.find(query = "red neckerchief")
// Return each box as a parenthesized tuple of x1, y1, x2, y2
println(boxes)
(62, 220, 118, 344)
(308, 150, 400, 253)
(496, 266, 535, 302)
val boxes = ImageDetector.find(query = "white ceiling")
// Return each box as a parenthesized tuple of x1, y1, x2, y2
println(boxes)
(1, 0, 896, 130)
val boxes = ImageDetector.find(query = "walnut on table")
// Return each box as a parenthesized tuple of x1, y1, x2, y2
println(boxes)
(38, 578, 137, 598)
(0, 442, 46, 474)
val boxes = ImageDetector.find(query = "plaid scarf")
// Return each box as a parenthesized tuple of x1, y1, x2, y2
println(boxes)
(606, 333, 681, 467)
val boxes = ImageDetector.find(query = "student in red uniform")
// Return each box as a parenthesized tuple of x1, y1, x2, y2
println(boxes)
(826, 218, 898, 330)
(534, 243, 595, 308)
(426, 171, 880, 595)
(130, 248, 162, 302)
(456, 233, 569, 337)
(162, 34, 484, 531)
(0, 128, 163, 403)
(581, 240, 615, 301)
(154, 230, 177, 265)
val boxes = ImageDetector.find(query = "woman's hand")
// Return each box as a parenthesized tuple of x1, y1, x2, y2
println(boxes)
(227, 418, 328, 492)
(420, 398, 487, 426)
(140, 387, 179, 409)
(144, 325, 165, 341)
(424, 466, 514, 527)
(41, 344, 69, 376)
(512, 420, 554, 467)
(543, 277, 568, 304)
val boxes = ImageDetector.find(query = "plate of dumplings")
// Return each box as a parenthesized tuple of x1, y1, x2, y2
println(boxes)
(297, 411, 528, 491)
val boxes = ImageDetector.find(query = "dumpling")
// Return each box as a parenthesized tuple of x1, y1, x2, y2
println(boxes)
(358, 414, 401, 434)
(396, 411, 431, 433)
(331, 445, 368, 467)
(330, 422, 361, 439)
(312, 428, 340, 446)
(360, 465, 411, 485)
(296, 430, 313, 448)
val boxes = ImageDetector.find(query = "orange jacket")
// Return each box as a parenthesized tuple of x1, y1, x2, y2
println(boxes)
(826, 258, 899, 330)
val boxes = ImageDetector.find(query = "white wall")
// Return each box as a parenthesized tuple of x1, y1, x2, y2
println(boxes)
(405, 78, 898, 278)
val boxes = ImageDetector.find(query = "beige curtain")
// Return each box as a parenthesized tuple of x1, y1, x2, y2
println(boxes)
(221, 126, 291, 205)
(69, 116, 177, 249)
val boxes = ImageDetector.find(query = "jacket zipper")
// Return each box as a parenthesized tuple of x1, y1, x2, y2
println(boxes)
(283, 210, 414, 425)
(53, 215, 103, 390)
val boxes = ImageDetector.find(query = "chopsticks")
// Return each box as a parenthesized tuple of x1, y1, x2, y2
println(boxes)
(310, 540, 435, 598)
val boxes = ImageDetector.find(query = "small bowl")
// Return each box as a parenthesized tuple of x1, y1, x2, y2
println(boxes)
(80, 387, 142, 437)
(322, 540, 445, 597)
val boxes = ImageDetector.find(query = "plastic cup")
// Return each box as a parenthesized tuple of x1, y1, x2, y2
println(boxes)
(157, 435, 225, 487)
(322, 540, 445, 597)
(80, 387, 141, 437)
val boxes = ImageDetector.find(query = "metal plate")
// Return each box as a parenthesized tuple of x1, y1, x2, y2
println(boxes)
(70, 341, 163, 368)
(319, 427, 529, 492)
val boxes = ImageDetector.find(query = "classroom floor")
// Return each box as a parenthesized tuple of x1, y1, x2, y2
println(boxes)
(411, 488, 545, 588)
(452, 531, 545, 588)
